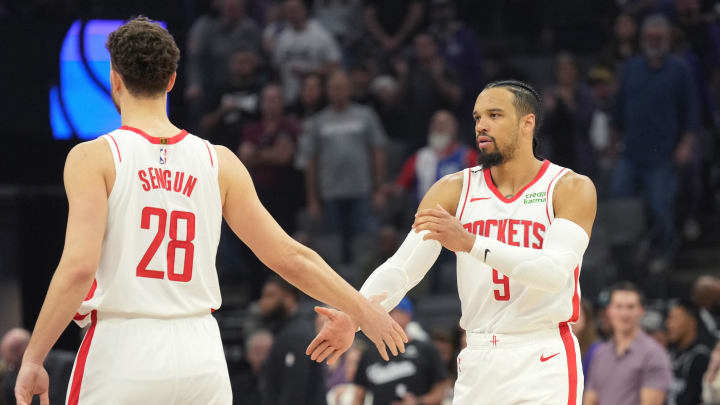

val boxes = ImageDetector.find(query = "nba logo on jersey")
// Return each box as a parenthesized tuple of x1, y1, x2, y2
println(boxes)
(159, 148, 168, 164)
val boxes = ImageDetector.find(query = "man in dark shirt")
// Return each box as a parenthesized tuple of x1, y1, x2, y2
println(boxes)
(612, 14, 700, 270)
(666, 298, 712, 405)
(200, 48, 265, 151)
(353, 299, 449, 405)
(260, 276, 326, 405)
(364, 0, 424, 53)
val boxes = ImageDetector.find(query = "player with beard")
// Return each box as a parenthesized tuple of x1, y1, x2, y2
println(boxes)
(307, 80, 597, 404)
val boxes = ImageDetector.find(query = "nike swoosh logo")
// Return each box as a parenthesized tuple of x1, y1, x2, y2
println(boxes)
(540, 353, 560, 362)
(470, 197, 491, 202)
(484, 249, 490, 262)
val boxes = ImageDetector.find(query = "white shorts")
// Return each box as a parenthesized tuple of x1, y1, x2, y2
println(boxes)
(453, 324, 583, 405)
(66, 311, 232, 405)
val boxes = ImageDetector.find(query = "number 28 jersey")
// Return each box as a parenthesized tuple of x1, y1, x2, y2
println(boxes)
(454, 160, 581, 334)
(74, 126, 222, 326)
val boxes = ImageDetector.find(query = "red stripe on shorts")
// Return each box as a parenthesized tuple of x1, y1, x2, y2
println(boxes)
(559, 323, 578, 405)
(68, 310, 98, 405)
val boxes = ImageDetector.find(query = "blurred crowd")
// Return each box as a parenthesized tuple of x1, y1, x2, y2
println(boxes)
(4, 0, 720, 404)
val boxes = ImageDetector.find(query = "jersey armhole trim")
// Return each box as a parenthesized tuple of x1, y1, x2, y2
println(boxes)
(106, 134, 121, 163)
(457, 168, 472, 221)
(203, 140, 214, 167)
(545, 168, 569, 224)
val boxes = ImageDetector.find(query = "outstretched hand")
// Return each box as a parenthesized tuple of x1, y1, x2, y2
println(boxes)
(413, 204, 474, 253)
(306, 294, 407, 364)
(14, 361, 50, 405)
(307, 306, 356, 365)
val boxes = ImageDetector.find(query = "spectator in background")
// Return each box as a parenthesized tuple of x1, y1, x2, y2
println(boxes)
(349, 64, 374, 105)
(394, 110, 477, 204)
(303, 70, 388, 264)
(612, 14, 701, 272)
(240, 84, 301, 234)
(325, 341, 365, 405)
(312, 0, 365, 62)
(364, 0, 424, 55)
(430, 329, 459, 383)
(585, 66, 617, 195)
(673, 0, 720, 81)
(1, 328, 74, 405)
(259, 276, 326, 405)
(585, 282, 672, 405)
(691, 275, 720, 341)
(369, 75, 412, 145)
(291, 73, 327, 120)
(353, 298, 450, 405)
(395, 33, 462, 150)
(200, 48, 265, 150)
(356, 225, 401, 288)
(186, 0, 261, 109)
(704, 341, 720, 404)
(427, 0, 484, 105)
(542, 52, 596, 177)
(665, 299, 712, 405)
(1, 328, 28, 405)
(572, 299, 602, 379)
(234, 330, 274, 405)
(599, 13, 639, 70)
(273, 0, 342, 103)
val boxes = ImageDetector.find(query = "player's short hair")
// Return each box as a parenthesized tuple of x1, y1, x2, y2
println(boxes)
(264, 274, 301, 300)
(106, 16, 180, 97)
(483, 80, 543, 154)
(608, 281, 646, 307)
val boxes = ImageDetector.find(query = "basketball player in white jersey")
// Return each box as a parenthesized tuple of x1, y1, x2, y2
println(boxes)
(307, 80, 597, 404)
(14, 17, 406, 405)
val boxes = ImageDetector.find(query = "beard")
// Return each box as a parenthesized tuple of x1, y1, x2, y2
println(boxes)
(261, 302, 289, 325)
(476, 129, 519, 168)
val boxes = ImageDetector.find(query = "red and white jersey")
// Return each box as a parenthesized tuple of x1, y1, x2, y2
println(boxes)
(454, 160, 581, 334)
(74, 126, 222, 326)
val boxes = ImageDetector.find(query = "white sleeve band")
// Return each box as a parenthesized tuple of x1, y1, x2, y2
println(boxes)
(359, 230, 442, 312)
(468, 218, 589, 292)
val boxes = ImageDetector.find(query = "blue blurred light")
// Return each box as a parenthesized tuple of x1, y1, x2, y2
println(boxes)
(50, 19, 167, 140)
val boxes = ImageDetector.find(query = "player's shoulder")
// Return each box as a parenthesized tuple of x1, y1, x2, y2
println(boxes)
(418, 170, 466, 213)
(554, 170, 596, 200)
(66, 138, 113, 165)
(435, 170, 466, 190)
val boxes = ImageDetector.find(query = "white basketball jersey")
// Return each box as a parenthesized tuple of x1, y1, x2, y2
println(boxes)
(454, 160, 581, 334)
(74, 126, 222, 326)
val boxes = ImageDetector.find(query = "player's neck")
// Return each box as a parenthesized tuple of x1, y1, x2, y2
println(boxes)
(487, 154, 544, 199)
(120, 95, 179, 137)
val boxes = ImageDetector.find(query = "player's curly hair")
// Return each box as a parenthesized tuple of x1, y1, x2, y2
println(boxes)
(105, 16, 180, 97)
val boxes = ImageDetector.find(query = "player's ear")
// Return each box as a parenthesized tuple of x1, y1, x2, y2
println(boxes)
(523, 113, 535, 136)
(110, 69, 121, 92)
(166, 72, 177, 93)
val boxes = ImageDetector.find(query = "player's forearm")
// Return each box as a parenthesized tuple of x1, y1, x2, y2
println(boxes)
(466, 219, 588, 292)
(22, 265, 95, 365)
(279, 243, 367, 320)
(360, 230, 441, 312)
